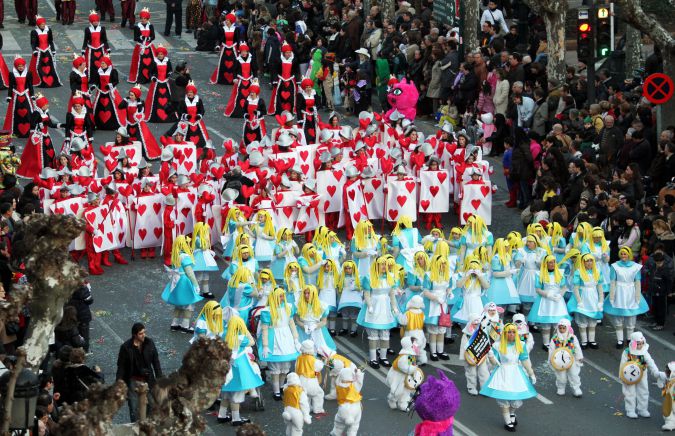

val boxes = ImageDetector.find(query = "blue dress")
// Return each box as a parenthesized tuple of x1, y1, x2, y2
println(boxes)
(485, 256, 520, 305)
(403, 271, 426, 311)
(567, 270, 606, 320)
(480, 344, 537, 401)
(460, 231, 494, 260)
(270, 241, 297, 280)
(356, 275, 398, 330)
(422, 276, 453, 325)
(257, 305, 300, 362)
(161, 254, 204, 307)
(220, 282, 255, 320)
(296, 304, 337, 352)
(222, 219, 239, 258)
(222, 336, 265, 392)
(193, 237, 219, 272)
(253, 224, 275, 262)
(603, 261, 649, 316)
(528, 273, 571, 324)
(222, 258, 259, 281)
(298, 255, 323, 285)
(550, 237, 567, 264)
(392, 228, 423, 272)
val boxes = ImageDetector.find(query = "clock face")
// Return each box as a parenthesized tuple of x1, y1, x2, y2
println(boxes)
(550, 348, 574, 371)
(620, 361, 644, 385)
(405, 368, 425, 390)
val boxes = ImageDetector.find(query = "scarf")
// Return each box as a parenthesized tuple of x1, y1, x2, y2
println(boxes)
(415, 417, 454, 436)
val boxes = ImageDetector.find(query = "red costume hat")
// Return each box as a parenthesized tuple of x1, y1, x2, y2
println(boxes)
(72, 92, 85, 106)
(186, 81, 198, 94)
(89, 10, 99, 22)
(35, 15, 46, 26)
(281, 42, 293, 53)
(155, 45, 168, 56)
(35, 93, 49, 108)
(226, 13, 236, 23)
(13, 56, 26, 68)
(100, 56, 112, 67)
(239, 42, 249, 52)
(72, 55, 85, 69)
(301, 78, 314, 89)
(388, 75, 399, 86)
(129, 85, 142, 99)
(139, 8, 151, 19)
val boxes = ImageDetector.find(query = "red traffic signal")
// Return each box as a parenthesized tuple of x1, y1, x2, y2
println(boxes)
(579, 23, 591, 33)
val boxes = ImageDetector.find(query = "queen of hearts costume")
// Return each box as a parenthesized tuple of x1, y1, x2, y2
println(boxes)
(268, 42, 297, 116)
(128, 10, 156, 84)
(4, 57, 35, 139)
(548, 318, 583, 397)
(357, 256, 400, 369)
(210, 14, 239, 85)
(161, 236, 204, 333)
(529, 255, 571, 347)
(90, 57, 124, 130)
(17, 94, 64, 179)
(224, 43, 256, 118)
(257, 287, 301, 400)
(295, 285, 336, 354)
(619, 332, 664, 419)
(143, 45, 177, 123)
(30, 18, 61, 88)
(567, 254, 605, 349)
(604, 246, 649, 349)
(296, 78, 320, 145)
(480, 323, 537, 432)
(82, 12, 109, 78)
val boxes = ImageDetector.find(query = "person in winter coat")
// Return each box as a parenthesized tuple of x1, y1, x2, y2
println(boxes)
(17, 182, 43, 215)
(263, 28, 282, 78)
(454, 62, 478, 115)
(531, 88, 549, 137)
(361, 19, 382, 59)
(66, 282, 94, 352)
(493, 69, 510, 116)
(62, 347, 103, 405)
(485, 113, 508, 156)
(510, 137, 536, 209)
(426, 50, 444, 114)
(54, 306, 86, 353)
(627, 129, 652, 175)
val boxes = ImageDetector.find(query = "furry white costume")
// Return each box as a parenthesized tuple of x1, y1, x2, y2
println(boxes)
(397, 295, 427, 364)
(547, 319, 583, 397)
(294, 340, 325, 414)
(459, 313, 490, 395)
(318, 345, 354, 400)
(282, 372, 312, 436)
(662, 361, 675, 431)
(386, 336, 420, 411)
(330, 367, 364, 436)
(620, 332, 663, 419)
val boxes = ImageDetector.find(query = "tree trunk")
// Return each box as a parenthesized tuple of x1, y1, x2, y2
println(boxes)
(661, 48, 675, 132)
(624, 25, 643, 77)
(542, 8, 567, 84)
(463, 0, 480, 53)
(380, 0, 396, 21)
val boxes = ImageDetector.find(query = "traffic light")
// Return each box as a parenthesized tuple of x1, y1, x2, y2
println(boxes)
(596, 6, 611, 58)
(577, 8, 592, 64)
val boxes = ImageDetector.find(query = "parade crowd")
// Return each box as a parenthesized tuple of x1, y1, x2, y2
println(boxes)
(0, 0, 673, 434)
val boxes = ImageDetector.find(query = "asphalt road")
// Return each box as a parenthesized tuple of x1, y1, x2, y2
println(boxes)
(3, 3, 675, 435)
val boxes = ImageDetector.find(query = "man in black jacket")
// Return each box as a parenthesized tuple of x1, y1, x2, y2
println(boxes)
(562, 158, 586, 211)
(163, 0, 182, 37)
(116, 323, 162, 422)
(67, 282, 93, 353)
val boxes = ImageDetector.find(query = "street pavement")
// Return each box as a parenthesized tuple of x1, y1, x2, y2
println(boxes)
(3, 3, 675, 435)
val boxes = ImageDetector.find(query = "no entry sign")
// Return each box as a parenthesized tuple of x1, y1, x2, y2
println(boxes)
(643, 73, 674, 105)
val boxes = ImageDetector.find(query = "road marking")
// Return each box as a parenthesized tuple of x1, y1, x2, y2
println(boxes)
(536, 394, 553, 405)
(44, 0, 57, 14)
(425, 359, 457, 374)
(2, 32, 22, 52)
(208, 127, 228, 141)
(65, 30, 84, 51)
(107, 30, 135, 51)
(639, 328, 675, 352)
(334, 337, 479, 436)
(583, 358, 660, 406)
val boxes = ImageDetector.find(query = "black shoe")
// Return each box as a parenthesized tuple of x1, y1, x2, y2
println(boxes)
(163, 32, 170, 37)
(208, 399, 221, 411)
(504, 422, 516, 432)
(430, 353, 439, 361)
(170, 325, 181, 331)
(438, 353, 450, 361)
(272, 392, 282, 401)
(424, 343, 430, 351)
(581, 342, 588, 350)
(378, 358, 391, 367)
(589, 342, 599, 349)
(444, 337, 455, 344)
(121, 20, 126, 27)
(200, 292, 215, 299)
(615, 341, 624, 349)
(186, 29, 193, 33)
(232, 418, 250, 426)
(387, 348, 395, 356)
(338, 329, 348, 336)
(510, 415, 518, 426)
(217, 415, 231, 423)
(349, 331, 358, 337)
(542, 344, 549, 351)
(368, 360, 380, 369)
(181, 326, 195, 334)
(329, 329, 337, 336)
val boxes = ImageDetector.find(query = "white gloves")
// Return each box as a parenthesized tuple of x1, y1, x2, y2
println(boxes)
(304, 416, 312, 425)
(530, 375, 537, 385)
(262, 347, 270, 358)
(551, 293, 561, 302)
(294, 340, 302, 352)
(367, 305, 374, 314)
(596, 302, 604, 312)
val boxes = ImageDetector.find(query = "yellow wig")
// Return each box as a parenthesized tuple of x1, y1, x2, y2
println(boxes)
(492, 238, 511, 267)
(572, 222, 593, 249)
(276, 227, 293, 244)
(392, 215, 413, 236)
(413, 251, 429, 278)
(429, 255, 450, 282)
(192, 222, 212, 251)
(223, 207, 241, 233)
(225, 315, 249, 351)
(255, 210, 276, 237)
(338, 260, 361, 291)
(257, 268, 277, 289)
(548, 222, 564, 248)
(353, 220, 376, 250)
(618, 246, 633, 258)
(558, 248, 581, 270)
(301, 243, 320, 266)
(465, 215, 488, 243)
(507, 231, 523, 250)
(539, 254, 562, 284)
(228, 265, 254, 288)
(317, 259, 340, 288)
(369, 256, 395, 287)
(233, 244, 253, 264)
(591, 226, 609, 252)
(171, 235, 194, 268)
(284, 261, 305, 291)
(268, 287, 291, 325)
(297, 285, 323, 318)
(195, 301, 223, 336)
(579, 253, 601, 282)
(498, 323, 523, 355)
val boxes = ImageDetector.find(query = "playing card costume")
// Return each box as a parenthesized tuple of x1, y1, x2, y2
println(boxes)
(162, 235, 204, 332)
(118, 86, 161, 160)
(547, 319, 583, 397)
(128, 9, 156, 84)
(296, 79, 320, 145)
(604, 246, 649, 349)
(91, 57, 124, 130)
(144, 46, 177, 123)
(4, 57, 35, 139)
(82, 12, 110, 78)
(619, 332, 664, 419)
(17, 94, 63, 179)
(268, 42, 297, 116)
(30, 18, 62, 88)
(224, 43, 256, 118)
(210, 15, 239, 85)
(480, 323, 537, 432)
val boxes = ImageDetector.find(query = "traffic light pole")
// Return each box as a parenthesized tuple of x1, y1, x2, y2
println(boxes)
(587, 1, 596, 104)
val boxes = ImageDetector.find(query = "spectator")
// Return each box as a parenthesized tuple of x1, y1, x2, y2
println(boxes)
(116, 323, 162, 422)
(480, 0, 509, 34)
(511, 132, 536, 209)
(62, 347, 104, 404)
(507, 52, 525, 85)
(17, 182, 42, 216)
(628, 129, 652, 175)
(454, 62, 478, 115)
(514, 93, 535, 129)
(493, 68, 510, 116)
(54, 306, 86, 353)
(531, 87, 548, 136)
(562, 158, 586, 211)
(67, 282, 94, 353)
(644, 247, 673, 331)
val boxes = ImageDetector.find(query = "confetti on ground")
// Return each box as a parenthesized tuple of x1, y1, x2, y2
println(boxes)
(96, 336, 105, 344)
(94, 310, 111, 317)
(144, 293, 153, 304)
(600, 377, 609, 382)
(141, 312, 150, 322)
(167, 349, 178, 357)
(613, 411, 623, 416)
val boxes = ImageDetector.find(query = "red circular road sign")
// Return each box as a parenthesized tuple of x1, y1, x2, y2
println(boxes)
(643, 73, 674, 105)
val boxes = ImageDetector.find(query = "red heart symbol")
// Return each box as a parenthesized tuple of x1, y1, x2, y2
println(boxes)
(224, 49, 233, 56)
(43, 76, 54, 87)
(55, 207, 65, 215)
(94, 236, 103, 248)
(463, 212, 473, 222)
(126, 149, 136, 160)
(299, 150, 309, 161)
(327, 185, 337, 197)
(223, 72, 234, 82)
(17, 109, 28, 118)
(242, 185, 255, 198)
(183, 147, 193, 159)
(153, 203, 161, 214)
(17, 96, 25, 103)
(246, 132, 258, 143)
(480, 185, 490, 197)
(105, 160, 117, 172)
(421, 200, 430, 210)
(94, 51, 102, 58)
(301, 164, 309, 174)
(106, 232, 114, 243)
(118, 231, 125, 243)
(471, 199, 481, 210)
(389, 209, 398, 220)
(360, 205, 367, 215)
(333, 170, 343, 181)
(364, 192, 374, 203)
(138, 204, 147, 216)
(430, 186, 440, 197)
(100, 144, 112, 155)
(281, 103, 291, 111)
(18, 123, 30, 136)
(371, 179, 382, 189)
(100, 97, 110, 107)
(241, 87, 250, 97)
(156, 109, 167, 120)
(190, 174, 204, 185)
(189, 124, 199, 132)
(179, 222, 186, 233)
(224, 61, 234, 69)
(142, 57, 152, 66)
(396, 195, 407, 207)
(138, 228, 147, 240)
(376, 148, 385, 159)
(158, 97, 168, 106)
(110, 149, 120, 160)
(153, 227, 162, 238)
(188, 137, 200, 146)
(283, 206, 293, 218)
(255, 169, 268, 180)
(353, 212, 361, 222)
(181, 208, 190, 217)
(98, 223, 105, 233)
(187, 193, 196, 203)
(307, 128, 315, 138)
(280, 91, 291, 100)
(86, 212, 97, 222)
(271, 175, 281, 187)
(41, 65, 51, 75)
(348, 190, 355, 201)
(158, 87, 167, 95)
(208, 217, 215, 227)
(437, 172, 448, 184)
(69, 203, 79, 214)
(323, 200, 331, 211)
(296, 221, 307, 232)
(274, 193, 284, 203)
(99, 111, 112, 124)
(405, 181, 415, 193)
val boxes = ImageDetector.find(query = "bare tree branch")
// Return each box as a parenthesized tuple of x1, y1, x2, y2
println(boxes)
(615, 0, 675, 51)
